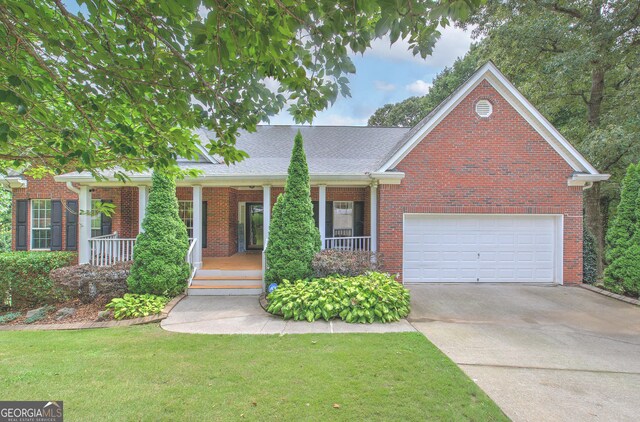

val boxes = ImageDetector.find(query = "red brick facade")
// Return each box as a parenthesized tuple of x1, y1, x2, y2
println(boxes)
(377, 81, 584, 284)
(13, 181, 369, 259)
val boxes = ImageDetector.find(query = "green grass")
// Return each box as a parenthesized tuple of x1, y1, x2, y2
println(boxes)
(0, 325, 507, 421)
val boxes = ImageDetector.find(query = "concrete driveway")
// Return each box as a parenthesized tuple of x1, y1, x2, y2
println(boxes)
(408, 284, 640, 422)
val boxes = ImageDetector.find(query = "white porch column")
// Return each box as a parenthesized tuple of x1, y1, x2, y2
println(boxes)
(263, 185, 271, 248)
(78, 185, 92, 264)
(370, 181, 378, 253)
(318, 185, 326, 249)
(138, 186, 148, 233)
(192, 186, 203, 269)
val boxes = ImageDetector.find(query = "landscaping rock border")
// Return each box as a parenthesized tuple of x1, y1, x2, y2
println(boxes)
(0, 294, 186, 331)
(580, 284, 640, 306)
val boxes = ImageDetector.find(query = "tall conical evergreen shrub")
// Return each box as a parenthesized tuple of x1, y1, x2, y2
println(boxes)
(604, 163, 640, 295)
(265, 131, 321, 283)
(127, 172, 190, 296)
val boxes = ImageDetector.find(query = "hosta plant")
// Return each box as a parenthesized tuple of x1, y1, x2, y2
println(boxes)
(266, 272, 410, 323)
(105, 294, 169, 320)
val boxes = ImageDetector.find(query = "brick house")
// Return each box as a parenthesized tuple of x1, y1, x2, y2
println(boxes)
(0, 63, 608, 293)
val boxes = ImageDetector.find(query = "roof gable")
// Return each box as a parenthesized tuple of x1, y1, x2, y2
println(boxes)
(377, 62, 603, 176)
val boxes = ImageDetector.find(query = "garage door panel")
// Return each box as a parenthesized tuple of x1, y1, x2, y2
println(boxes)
(404, 214, 558, 283)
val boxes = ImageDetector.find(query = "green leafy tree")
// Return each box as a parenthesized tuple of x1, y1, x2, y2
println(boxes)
(127, 172, 190, 296)
(604, 163, 640, 294)
(265, 131, 321, 283)
(0, 0, 482, 177)
(0, 188, 10, 252)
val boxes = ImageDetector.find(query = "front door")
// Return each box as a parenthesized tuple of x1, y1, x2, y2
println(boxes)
(246, 203, 264, 250)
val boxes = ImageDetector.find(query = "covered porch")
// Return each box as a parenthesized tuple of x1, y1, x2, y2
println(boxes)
(84, 182, 380, 270)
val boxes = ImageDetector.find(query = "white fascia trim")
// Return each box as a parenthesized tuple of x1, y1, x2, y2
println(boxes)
(378, 62, 602, 176)
(192, 128, 221, 164)
(195, 143, 220, 164)
(0, 176, 28, 189)
(567, 173, 611, 186)
(54, 173, 405, 187)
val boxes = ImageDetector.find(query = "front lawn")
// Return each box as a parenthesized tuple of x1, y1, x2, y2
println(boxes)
(0, 325, 506, 421)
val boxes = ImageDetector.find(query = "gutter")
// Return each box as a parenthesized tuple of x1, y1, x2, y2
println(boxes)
(567, 173, 610, 189)
(55, 172, 406, 187)
(0, 176, 28, 189)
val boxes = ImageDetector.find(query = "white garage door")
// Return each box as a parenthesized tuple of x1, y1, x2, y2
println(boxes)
(403, 214, 560, 283)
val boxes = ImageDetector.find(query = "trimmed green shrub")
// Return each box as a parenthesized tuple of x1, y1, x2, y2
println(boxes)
(24, 305, 55, 324)
(127, 173, 190, 297)
(605, 244, 640, 297)
(0, 311, 21, 324)
(312, 250, 382, 277)
(604, 163, 640, 294)
(266, 272, 410, 323)
(105, 293, 169, 320)
(605, 163, 640, 265)
(0, 251, 75, 308)
(265, 131, 321, 284)
(583, 225, 598, 284)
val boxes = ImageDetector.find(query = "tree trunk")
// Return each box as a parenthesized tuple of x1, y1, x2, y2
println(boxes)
(587, 67, 605, 127)
(583, 63, 607, 277)
(584, 183, 608, 277)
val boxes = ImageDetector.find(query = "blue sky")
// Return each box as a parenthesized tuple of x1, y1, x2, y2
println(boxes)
(270, 27, 474, 126)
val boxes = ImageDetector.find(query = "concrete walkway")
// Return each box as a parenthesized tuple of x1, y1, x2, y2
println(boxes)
(408, 284, 640, 422)
(161, 295, 415, 335)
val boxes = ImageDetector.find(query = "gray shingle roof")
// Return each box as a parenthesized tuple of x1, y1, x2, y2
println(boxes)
(193, 125, 410, 175)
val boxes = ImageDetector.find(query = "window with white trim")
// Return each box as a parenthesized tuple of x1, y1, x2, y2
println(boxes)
(333, 201, 353, 237)
(178, 201, 194, 238)
(31, 199, 51, 249)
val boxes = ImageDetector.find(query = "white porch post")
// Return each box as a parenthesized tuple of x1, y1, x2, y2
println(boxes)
(263, 185, 271, 248)
(138, 186, 148, 233)
(192, 186, 203, 269)
(319, 185, 326, 249)
(78, 185, 92, 264)
(370, 181, 378, 253)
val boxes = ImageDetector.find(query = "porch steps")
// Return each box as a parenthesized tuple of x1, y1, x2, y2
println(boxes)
(188, 269, 263, 296)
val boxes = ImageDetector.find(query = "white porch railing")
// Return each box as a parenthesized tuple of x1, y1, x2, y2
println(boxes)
(185, 238, 197, 287)
(89, 232, 136, 266)
(324, 236, 371, 251)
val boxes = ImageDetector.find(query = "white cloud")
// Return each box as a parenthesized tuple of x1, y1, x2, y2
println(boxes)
(405, 80, 433, 95)
(373, 80, 396, 92)
(313, 114, 367, 126)
(365, 26, 474, 68)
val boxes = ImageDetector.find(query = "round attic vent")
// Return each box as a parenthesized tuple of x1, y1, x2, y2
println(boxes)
(475, 99, 493, 118)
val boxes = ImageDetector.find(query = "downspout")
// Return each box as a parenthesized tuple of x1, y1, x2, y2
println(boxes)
(583, 182, 594, 190)
(65, 182, 80, 195)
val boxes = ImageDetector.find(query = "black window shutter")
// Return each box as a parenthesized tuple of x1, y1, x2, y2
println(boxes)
(100, 200, 113, 235)
(65, 200, 78, 251)
(325, 201, 333, 238)
(202, 201, 208, 248)
(50, 200, 63, 250)
(353, 201, 365, 237)
(312, 201, 319, 228)
(15, 200, 28, 250)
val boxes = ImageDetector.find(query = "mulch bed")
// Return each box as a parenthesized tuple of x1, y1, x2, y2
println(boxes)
(0, 294, 186, 331)
(1, 296, 115, 326)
